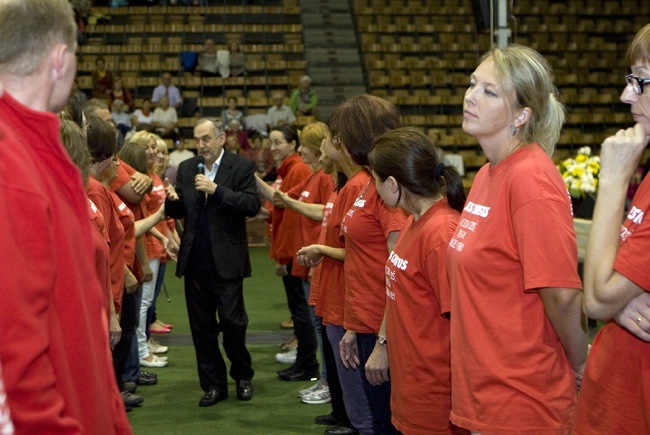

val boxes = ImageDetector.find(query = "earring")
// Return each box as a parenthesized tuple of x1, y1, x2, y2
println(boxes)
(511, 125, 517, 136)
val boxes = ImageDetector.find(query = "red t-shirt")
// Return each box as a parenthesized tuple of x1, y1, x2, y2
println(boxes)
(315, 171, 370, 325)
(143, 173, 168, 260)
(573, 175, 650, 434)
(288, 169, 335, 279)
(308, 191, 337, 307)
(0, 92, 130, 434)
(110, 160, 144, 282)
(447, 144, 582, 435)
(87, 197, 112, 316)
(87, 177, 126, 313)
(270, 153, 311, 266)
(341, 177, 407, 333)
(385, 200, 463, 435)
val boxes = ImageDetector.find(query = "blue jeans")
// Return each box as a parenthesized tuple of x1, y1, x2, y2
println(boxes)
(302, 279, 326, 380)
(357, 332, 396, 434)
(146, 261, 167, 340)
(123, 284, 143, 383)
(326, 324, 374, 435)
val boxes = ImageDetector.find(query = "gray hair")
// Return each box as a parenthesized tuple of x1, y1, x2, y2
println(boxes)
(0, 0, 77, 76)
(196, 117, 224, 136)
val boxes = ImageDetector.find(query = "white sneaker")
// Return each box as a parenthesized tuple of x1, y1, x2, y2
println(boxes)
(139, 354, 168, 368)
(298, 380, 324, 398)
(301, 386, 331, 405)
(148, 338, 168, 354)
(275, 348, 297, 364)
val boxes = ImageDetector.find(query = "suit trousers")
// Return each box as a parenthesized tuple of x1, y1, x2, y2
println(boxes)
(184, 267, 254, 392)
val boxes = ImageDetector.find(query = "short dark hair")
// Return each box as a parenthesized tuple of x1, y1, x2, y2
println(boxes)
(327, 94, 400, 166)
(270, 124, 300, 152)
(86, 116, 117, 162)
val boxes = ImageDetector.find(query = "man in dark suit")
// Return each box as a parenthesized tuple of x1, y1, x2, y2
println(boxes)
(164, 118, 261, 407)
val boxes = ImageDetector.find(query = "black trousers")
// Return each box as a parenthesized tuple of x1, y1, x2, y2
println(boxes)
(282, 261, 318, 369)
(113, 286, 139, 391)
(184, 268, 254, 393)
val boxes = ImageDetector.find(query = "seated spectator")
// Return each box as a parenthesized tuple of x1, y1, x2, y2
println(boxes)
(245, 134, 276, 181)
(198, 38, 219, 77)
(131, 99, 154, 132)
(152, 72, 182, 109)
(225, 135, 242, 155)
(110, 99, 132, 138)
(222, 96, 244, 128)
(229, 41, 246, 77)
(267, 92, 296, 128)
(168, 137, 194, 167)
(71, 78, 88, 104)
(289, 75, 319, 119)
(152, 96, 178, 140)
(198, 38, 231, 78)
(226, 119, 251, 151)
(92, 56, 113, 99)
(110, 77, 134, 111)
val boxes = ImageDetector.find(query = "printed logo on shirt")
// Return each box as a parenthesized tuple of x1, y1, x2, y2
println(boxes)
(353, 197, 366, 207)
(300, 190, 310, 200)
(627, 206, 644, 225)
(118, 202, 127, 211)
(388, 251, 408, 270)
(463, 201, 490, 217)
(621, 205, 645, 241)
(322, 202, 334, 227)
(384, 264, 396, 300)
(450, 203, 489, 252)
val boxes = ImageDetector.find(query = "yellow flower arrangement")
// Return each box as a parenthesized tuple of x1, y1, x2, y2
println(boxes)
(558, 146, 600, 199)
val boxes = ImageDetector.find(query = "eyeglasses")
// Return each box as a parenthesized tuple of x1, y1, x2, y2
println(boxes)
(625, 74, 650, 95)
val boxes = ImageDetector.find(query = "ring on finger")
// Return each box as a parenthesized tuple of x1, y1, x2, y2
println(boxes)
(637, 316, 644, 323)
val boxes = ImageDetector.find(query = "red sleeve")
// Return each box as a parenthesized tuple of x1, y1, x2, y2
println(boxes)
(274, 164, 311, 262)
(376, 197, 408, 239)
(288, 176, 309, 199)
(109, 159, 135, 192)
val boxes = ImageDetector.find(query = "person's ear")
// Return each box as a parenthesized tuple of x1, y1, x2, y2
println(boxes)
(49, 43, 69, 81)
(386, 176, 399, 194)
(514, 107, 531, 128)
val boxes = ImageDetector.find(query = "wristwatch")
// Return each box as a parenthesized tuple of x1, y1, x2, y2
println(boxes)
(377, 335, 387, 345)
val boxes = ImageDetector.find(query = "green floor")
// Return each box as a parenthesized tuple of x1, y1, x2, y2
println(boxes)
(128, 247, 330, 435)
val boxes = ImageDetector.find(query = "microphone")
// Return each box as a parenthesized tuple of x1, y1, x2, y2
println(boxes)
(196, 156, 207, 204)
(197, 156, 205, 174)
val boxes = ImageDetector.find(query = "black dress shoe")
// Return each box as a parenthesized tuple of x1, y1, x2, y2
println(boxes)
(324, 426, 357, 435)
(277, 363, 319, 381)
(199, 389, 227, 407)
(315, 413, 338, 426)
(236, 379, 253, 401)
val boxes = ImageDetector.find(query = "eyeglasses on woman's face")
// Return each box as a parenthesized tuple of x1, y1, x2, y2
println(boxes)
(625, 73, 650, 95)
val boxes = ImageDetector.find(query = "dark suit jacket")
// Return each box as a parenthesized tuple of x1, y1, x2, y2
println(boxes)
(165, 152, 261, 280)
